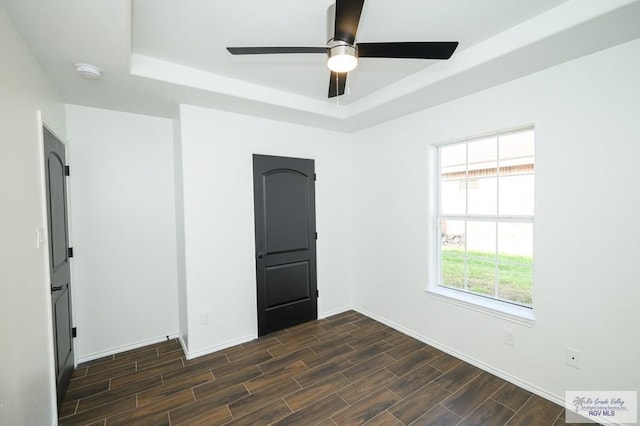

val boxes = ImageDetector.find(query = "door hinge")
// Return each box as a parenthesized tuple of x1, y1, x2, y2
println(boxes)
(314, 173, 317, 181)
(68, 247, 74, 258)
(314, 232, 318, 240)
(72, 327, 77, 338)
(316, 289, 319, 298)
(65, 165, 70, 176)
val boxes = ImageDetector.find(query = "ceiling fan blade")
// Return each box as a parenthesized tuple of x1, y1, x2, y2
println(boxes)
(334, 0, 365, 44)
(357, 42, 459, 59)
(328, 71, 347, 98)
(227, 46, 327, 55)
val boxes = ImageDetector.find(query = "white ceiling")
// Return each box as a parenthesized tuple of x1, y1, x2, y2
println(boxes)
(2, 0, 640, 131)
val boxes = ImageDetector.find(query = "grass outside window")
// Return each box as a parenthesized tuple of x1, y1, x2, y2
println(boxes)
(441, 248, 533, 306)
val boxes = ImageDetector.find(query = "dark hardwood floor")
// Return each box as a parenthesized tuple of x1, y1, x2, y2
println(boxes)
(59, 311, 572, 425)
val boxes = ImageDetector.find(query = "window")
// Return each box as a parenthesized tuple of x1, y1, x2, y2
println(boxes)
(436, 128, 535, 309)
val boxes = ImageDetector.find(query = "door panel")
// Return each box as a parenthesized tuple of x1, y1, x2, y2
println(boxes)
(253, 155, 317, 336)
(53, 289, 72, 371)
(265, 261, 310, 308)
(264, 170, 309, 254)
(43, 126, 74, 407)
(47, 155, 69, 270)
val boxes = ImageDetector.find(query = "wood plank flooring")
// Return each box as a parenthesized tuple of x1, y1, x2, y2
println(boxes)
(59, 311, 571, 425)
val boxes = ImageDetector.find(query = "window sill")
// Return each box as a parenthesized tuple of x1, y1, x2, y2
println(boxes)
(426, 286, 535, 327)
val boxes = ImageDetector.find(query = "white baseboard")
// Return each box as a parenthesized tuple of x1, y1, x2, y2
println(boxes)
(77, 309, 355, 363)
(353, 307, 566, 408)
(77, 333, 181, 364)
(183, 335, 255, 360)
(319, 305, 354, 319)
(178, 334, 188, 357)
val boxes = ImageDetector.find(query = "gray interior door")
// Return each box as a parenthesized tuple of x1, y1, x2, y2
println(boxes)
(43, 126, 74, 406)
(253, 154, 318, 336)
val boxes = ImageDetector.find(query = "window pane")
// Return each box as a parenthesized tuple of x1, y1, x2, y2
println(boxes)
(498, 263, 533, 306)
(468, 137, 497, 174)
(441, 180, 466, 214)
(498, 222, 533, 261)
(441, 143, 466, 176)
(499, 130, 534, 170)
(499, 175, 534, 216)
(467, 258, 496, 296)
(442, 251, 465, 289)
(441, 219, 465, 289)
(441, 219, 465, 250)
(467, 177, 497, 215)
(466, 221, 496, 258)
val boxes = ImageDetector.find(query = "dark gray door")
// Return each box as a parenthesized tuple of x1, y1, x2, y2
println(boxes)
(253, 155, 317, 336)
(43, 127, 74, 406)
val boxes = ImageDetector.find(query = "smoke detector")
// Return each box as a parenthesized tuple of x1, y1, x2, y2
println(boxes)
(75, 63, 102, 80)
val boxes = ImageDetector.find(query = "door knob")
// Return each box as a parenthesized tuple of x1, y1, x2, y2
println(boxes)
(51, 285, 63, 292)
(257, 252, 264, 258)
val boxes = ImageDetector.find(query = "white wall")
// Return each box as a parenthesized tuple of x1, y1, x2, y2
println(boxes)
(0, 6, 66, 425)
(178, 105, 353, 357)
(351, 37, 640, 402)
(65, 105, 179, 361)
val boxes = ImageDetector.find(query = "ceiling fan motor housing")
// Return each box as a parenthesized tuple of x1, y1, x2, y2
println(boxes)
(328, 40, 357, 58)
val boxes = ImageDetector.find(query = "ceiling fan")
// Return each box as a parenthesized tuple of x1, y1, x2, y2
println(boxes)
(226, 0, 459, 98)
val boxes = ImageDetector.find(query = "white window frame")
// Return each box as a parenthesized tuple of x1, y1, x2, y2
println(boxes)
(426, 127, 536, 325)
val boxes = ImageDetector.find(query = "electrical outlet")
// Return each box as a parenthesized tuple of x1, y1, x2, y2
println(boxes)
(504, 328, 516, 347)
(566, 347, 582, 369)
(201, 311, 210, 325)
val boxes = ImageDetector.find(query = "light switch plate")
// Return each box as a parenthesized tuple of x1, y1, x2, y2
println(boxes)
(35, 227, 45, 249)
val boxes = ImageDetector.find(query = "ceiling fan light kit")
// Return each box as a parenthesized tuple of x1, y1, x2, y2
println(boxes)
(327, 41, 358, 73)
(226, 0, 458, 98)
